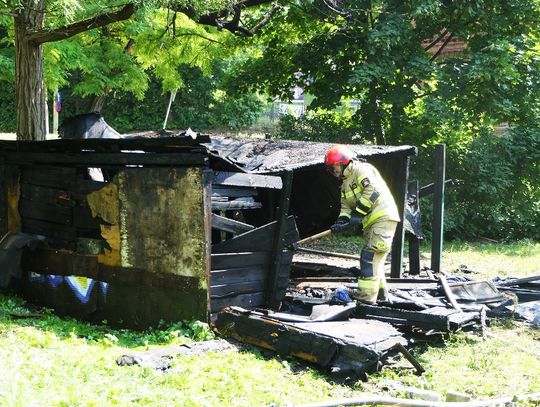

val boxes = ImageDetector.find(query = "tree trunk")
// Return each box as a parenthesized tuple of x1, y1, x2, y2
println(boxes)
(87, 94, 108, 113)
(361, 85, 386, 145)
(86, 39, 134, 113)
(388, 102, 405, 145)
(14, 1, 47, 141)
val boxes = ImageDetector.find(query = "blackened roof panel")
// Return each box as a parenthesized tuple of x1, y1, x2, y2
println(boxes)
(206, 136, 417, 173)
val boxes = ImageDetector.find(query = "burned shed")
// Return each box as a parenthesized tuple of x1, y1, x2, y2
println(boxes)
(206, 137, 417, 278)
(0, 133, 415, 328)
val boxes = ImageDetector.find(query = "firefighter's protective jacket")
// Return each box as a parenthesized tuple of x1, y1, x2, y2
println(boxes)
(339, 161, 400, 228)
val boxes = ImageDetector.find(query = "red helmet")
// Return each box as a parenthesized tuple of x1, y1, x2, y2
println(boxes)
(324, 145, 354, 167)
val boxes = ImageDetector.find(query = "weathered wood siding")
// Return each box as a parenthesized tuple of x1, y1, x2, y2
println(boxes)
(0, 138, 210, 328)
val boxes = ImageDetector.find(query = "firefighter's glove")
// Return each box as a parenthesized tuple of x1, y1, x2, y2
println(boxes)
(330, 216, 350, 233)
(350, 215, 364, 233)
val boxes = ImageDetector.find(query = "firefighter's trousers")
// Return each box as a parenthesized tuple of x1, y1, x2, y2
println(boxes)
(355, 219, 398, 304)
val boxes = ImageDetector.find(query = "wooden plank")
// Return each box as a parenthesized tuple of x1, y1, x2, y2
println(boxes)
(211, 251, 294, 270)
(211, 252, 270, 269)
(212, 216, 298, 254)
(431, 144, 446, 273)
(211, 199, 262, 211)
(211, 186, 257, 198)
(390, 155, 409, 278)
(494, 275, 540, 287)
(21, 248, 99, 278)
(439, 275, 462, 312)
(211, 280, 267, 298)
(215, 307, 406, 374)
(354, 304, 478, 331)
(20, 166, 77, 187)
(20, 248, 205, 289)
(211, 276, 289, 298)
(22, 218, 77, 241)
(210, 292, 266, 313)
(211, 213, 254, 235)
(0, 137, 209, 152)
(267, 171, 293, 308)
(407, 180, 421, 275)
(20, 166, 104, 193)
(212, 171, 282, 189)
(210, 264, 290, 286)
(4, 152, 206, 167)
(20, 184, 74, 206)
(19, 199, 73, 225)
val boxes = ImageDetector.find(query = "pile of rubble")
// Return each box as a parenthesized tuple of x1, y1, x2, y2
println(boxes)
(215, 256, 540, 376)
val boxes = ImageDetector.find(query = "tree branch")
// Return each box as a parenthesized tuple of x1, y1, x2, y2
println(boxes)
(178, 0, 277, 36)
(174, 32, 223, 45)
(249, 3, 280, 33)
(0, 11, 17, 17)
(25, 3, 135, 44)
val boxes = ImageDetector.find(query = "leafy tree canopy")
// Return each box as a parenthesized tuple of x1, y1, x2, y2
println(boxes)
(225, 0, 540, 145)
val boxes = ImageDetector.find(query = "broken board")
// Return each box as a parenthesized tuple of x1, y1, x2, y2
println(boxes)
(215, 306, 407, 374)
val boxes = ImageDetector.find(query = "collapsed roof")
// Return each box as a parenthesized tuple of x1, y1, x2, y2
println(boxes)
(205, 136, 417, 174)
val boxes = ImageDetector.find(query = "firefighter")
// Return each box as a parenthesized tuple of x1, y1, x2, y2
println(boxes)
(325, 145, 400, 304)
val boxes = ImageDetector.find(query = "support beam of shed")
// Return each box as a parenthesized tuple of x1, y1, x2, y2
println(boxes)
(431, 144, 446, 273)
(266, 171, 293, 309)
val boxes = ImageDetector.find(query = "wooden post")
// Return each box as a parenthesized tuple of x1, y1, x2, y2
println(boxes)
(431, 144, 446, 273)
(408, 180, 421, 275)
(203, 169, 213, 321)
(0, 159, 6, 237)
(390, 156, 410, 278)
(52, 90, 59, 135)
(266, 171, 293, 309)
(163, 89, 177, 130)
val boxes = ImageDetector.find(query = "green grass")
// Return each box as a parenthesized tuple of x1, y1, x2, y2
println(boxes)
(436, 239, 540, 279)
(0, 295, 355, 406)
(308, 236, 540, 280)
(1, 240, 540, 406)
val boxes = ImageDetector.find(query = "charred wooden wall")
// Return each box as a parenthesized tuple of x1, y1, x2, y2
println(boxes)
(210, 216, 298, 314)
(208, 171, 298, 314)
(0, 138, 210, 328)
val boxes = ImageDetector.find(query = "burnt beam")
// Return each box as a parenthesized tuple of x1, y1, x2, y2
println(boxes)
(211, 213, 254, 235)
(266, 171, 293, 309)
(2, 152, 206, 167)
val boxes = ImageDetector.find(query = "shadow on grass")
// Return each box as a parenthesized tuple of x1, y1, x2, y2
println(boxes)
(0, 292, 213, 349)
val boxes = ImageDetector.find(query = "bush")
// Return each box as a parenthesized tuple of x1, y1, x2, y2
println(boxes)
(57, 66, 265, 133)
(275, 110, 368, 143)
(0, 80, 16, 132)
(418, 128, 540, 241)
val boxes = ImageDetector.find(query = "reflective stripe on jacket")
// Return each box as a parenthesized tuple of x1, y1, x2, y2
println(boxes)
(339, 161, 400, 228)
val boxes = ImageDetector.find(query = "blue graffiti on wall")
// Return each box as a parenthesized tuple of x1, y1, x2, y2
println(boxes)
(30, 273, 108, 303)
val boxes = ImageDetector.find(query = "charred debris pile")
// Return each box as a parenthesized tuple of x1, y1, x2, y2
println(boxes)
(215, 254, 540, 377)
(205, 135, 540, 377)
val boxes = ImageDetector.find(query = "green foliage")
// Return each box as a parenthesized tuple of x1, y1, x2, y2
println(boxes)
(56, 64, 265, 132)
(0, 80, 16, 131)
(418, 127, 540, 241)
(225, 0, 540, 145)
(276, 110, 366, 143)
